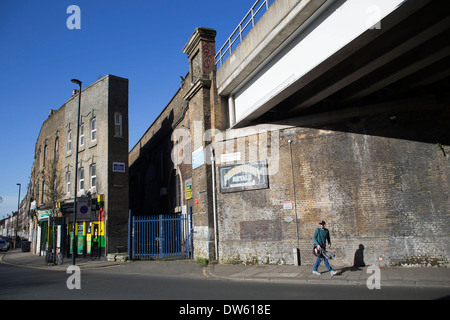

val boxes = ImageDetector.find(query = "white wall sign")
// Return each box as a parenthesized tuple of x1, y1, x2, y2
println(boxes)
(220, 152, 241, 163)
(192, 147, 204, 169)
(283, 202, 293, 210)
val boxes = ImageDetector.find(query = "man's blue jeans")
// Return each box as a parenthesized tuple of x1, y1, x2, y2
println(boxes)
(313, 256, 333, 272)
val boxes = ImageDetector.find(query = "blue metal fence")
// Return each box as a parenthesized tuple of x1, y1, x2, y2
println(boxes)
(130, 213, 193, 260)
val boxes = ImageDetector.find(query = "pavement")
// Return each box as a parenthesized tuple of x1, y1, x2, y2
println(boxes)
(208, 262, 450, 288)
(2, 249, 450, 288)
(0, 249, 123, 271)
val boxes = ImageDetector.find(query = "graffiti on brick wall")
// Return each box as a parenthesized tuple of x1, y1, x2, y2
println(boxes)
(202, 41, 215, 71)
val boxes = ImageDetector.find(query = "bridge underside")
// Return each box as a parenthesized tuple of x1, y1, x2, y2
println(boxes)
(231, 0, 450, 139)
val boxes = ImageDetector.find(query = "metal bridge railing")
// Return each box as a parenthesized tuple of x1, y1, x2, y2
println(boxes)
(215, 0, 273, 68)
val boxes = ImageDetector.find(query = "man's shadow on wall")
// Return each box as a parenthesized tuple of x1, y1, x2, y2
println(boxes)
(336, 244, 365, 275)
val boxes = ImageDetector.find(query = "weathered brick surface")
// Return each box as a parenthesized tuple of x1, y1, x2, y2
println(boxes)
(215, 107, 450, 267)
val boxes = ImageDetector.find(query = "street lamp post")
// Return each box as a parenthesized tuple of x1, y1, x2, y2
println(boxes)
(15, 183, 21, 250)
(71, 79, 82, 266)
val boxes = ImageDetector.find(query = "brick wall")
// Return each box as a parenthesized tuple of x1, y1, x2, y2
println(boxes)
(215, 105, 450, 267)
(30, 75, 130, 255)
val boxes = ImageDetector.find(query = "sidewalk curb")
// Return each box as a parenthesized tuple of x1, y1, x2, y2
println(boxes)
(205, 265, 365, 286)
(205, 264, 450, 288)
(0, 251, 122, 271)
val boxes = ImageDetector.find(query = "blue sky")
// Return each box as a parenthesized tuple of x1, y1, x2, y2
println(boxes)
(0, 0, 258, 219)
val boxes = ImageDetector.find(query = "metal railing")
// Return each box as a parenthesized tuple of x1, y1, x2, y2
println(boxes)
(215, 0, 273, 68)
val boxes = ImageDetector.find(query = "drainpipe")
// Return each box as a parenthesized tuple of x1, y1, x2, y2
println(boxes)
(288, 140, 301, 265)
(210, 149, 219, 261)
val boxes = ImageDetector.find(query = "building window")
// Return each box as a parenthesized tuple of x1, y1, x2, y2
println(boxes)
(66, 171, 71, 194)
(53, 176, 58, 194)
(35, 182, 39, 201)
(90, 164, 96, 189)
(41, 180, 45, 204)
(79, 167, 84, 191)
(54, 138, 59, 160)
(91, 118, 97, 141)
(80, 124, 85, 147)
(67, 131, 72, 152)
(114, 112, 122, 137)
(43, 144, 48, 168)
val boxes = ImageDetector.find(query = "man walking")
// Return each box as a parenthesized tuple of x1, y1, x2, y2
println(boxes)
(313, 221, 337, 276)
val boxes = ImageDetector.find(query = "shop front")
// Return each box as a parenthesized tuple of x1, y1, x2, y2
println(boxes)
(64, 195, 106, 259)
(36, 209, 65, 257)
(67, 220, 105, 258)
(36, 209, 52, 256)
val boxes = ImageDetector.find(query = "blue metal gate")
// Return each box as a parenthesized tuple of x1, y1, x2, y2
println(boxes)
(129, 213, 193, 260)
